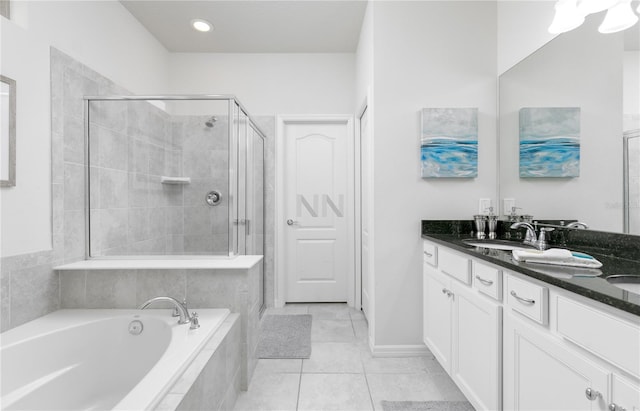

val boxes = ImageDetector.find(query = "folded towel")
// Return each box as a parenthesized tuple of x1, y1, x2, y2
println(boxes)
(512, 248, 603, 269)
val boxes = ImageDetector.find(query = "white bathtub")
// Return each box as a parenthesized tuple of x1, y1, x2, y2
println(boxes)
(0, 308, 230, 410)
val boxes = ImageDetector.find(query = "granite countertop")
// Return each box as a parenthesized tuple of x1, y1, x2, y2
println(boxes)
(421, 222, 640, 317)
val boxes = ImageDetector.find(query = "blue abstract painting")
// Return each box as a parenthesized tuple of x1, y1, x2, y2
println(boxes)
(519, 107, 580, 178)
(421, 108, 478, 178)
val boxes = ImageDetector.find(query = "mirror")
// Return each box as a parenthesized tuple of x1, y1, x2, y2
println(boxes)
(499, 14, 640, 234)
(0, 74, 16, 187)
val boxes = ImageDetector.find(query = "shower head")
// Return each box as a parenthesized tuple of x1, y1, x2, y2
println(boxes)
(205, 116, 217, 128)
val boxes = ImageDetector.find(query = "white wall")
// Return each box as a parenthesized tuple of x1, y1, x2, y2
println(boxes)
(371, 1, 498, 346)
(497, 0, 557, 75)
(168, 53, 355, 115)
(0, 19, 51, 257)
(624, 51, 640, 131)
(0, 2, 169, 257)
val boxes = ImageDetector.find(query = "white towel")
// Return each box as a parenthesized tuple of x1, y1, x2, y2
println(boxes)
(512, 248, 603, 269)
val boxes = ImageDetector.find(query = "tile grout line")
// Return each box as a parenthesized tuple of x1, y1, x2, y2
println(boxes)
(362, 370, 377, 411)
(295, 358, 303, 411)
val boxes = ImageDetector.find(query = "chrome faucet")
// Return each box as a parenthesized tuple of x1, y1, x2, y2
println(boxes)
(510, 222, 537, 247)
(138, 296, 200, 329)
(567, 221, 589, 229)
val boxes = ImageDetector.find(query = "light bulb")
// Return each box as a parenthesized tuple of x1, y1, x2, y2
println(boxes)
(598, 0, 638, 33)
(549, 0, 586, 34)
(191, 19, 213, 33)
(577, 0, 620, 15)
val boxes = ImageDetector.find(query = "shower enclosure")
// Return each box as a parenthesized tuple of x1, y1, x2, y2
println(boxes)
(83, 95, 265, 258)
(624, 130, 640, 234)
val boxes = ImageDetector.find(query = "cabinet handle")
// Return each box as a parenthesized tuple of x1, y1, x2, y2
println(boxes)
(609, 403, 627, 411)
(423, 251, 433, 257)
(441, 288, 453, 298)
(585, 387, 601, 401)
(510, 290, 535, 305)
(475, 275, 494, 286)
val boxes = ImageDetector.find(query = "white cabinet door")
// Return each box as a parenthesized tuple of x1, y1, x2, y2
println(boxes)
(451, 282, 502, 411)
(610, 374, 640, 411)
(424, 265, 453, 372)
(504, 312, 609, 411)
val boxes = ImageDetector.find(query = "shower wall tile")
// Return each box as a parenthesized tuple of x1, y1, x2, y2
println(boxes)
(51, 132, 65, 184)
(148, 143, 166, 176)
(135, 270, 187, 307)
(163, 185, 183, 207)
(92, 100, 128, 134)
(99, 169, 128, 209)
(63, 162, 85, 211)
(184, 206, 212, 236)
(52, 183, 64, 235)
(60, 270, 86, 308)
(129, 138, 150, 174)
(99, 208, 128, 250)
(63, 114, 85, 164)
(128, 208, 150, 242)
(63, 210, 85, 261)
(167, 207, 184, 235)
(63, 66, 98, 117)
(98, 127, 129, 171)
(89, 167, 100, 209)
(128, 173, 149, 208)
(10, 263, 59, 328)
(85, 270, 136, 308)
(0, 268, 11, 332)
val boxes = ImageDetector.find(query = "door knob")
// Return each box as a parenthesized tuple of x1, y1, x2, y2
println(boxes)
(287, 219, 297, 226)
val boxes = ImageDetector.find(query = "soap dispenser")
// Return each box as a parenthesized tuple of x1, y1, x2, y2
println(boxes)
(486, 207, 498, 239)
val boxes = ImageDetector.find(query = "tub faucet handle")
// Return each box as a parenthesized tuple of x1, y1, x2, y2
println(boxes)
(172, 299, 188, 317)
(190, 312, 200, 330)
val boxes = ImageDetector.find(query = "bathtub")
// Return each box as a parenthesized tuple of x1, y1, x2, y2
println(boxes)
(0, 308, 230, 410)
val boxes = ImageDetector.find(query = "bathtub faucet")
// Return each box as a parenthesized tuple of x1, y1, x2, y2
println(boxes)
(138, 297, 200, 329)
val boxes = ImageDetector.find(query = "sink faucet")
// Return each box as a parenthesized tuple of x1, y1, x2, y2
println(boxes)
(510, 222, 537, 247)
(567, 221, 588, 229)
(138, 296, 200, 329)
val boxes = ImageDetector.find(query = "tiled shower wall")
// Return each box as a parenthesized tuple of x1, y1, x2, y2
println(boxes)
(1, 47, 276, 332)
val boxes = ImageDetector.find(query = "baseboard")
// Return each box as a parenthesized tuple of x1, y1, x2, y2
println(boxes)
(369, 343, 432, 357)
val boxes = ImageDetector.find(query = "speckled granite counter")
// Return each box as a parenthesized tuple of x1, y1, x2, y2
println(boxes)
(422, 220, 640, 317)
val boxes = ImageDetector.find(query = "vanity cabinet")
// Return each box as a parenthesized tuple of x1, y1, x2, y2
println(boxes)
(422, 238, 640, 411)
(503, 310, 609, 410)
(423, 243, 502, 411)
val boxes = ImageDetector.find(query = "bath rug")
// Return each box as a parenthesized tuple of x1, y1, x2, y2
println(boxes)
(381, 400, 475, 411)
(256, 314, 312, 359)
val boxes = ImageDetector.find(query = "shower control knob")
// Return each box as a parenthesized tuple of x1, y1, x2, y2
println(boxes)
(205, 190, 222, 206)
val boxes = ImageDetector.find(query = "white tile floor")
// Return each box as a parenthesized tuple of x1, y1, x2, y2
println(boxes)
(233, 303, 468, 411)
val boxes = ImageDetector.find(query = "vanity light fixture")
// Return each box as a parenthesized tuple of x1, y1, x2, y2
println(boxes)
(577, 0, 619, 15)
(191, 19, 213, 33)
(549, 0, 585, 34)
(599, 0, 639, 33)
(548, 0, 639, 34)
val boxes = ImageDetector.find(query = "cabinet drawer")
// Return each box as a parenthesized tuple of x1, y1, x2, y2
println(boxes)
(423, 241, 437, 267)
(439, 248, 471, 285)
(556, 296, 640, 378)
(506, 275, 548, 325)
(472, 261, 502, 301)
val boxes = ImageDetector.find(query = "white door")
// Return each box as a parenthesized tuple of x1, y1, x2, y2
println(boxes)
(360, 107, 371, 320)
(281, 117, 354, 303)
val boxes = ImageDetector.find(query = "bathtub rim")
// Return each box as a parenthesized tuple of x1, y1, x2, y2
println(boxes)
(0, 308, 232, 411)
(53, 255, 263, 271)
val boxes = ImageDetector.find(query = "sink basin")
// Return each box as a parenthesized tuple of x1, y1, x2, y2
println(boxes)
(606, 275, 640, 295)
(462, 239, 537, 251)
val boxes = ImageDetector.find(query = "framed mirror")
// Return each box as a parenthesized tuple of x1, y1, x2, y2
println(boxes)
(499, 14, 640, 235)
(1, 74, 16, 187)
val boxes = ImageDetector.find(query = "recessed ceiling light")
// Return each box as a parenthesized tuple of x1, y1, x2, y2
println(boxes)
(191, 19, 213, 33)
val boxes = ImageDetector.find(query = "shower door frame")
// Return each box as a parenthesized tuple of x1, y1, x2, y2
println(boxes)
(623, 130, 640, 234)
(82, 95, 267, 261)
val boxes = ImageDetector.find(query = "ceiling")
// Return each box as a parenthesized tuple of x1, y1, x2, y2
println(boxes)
(120, 0, 368, 53)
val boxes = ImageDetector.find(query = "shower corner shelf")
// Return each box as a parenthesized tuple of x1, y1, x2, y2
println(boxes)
(160, 176, 191, 185)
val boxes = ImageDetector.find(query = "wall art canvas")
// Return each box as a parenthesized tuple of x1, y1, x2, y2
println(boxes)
(420, 108, 478, 178)
(519, 107, 580, 178)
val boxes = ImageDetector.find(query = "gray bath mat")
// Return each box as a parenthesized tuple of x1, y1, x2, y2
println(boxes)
(381, 401, 475, 411)
(256, 314, 312, 359)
